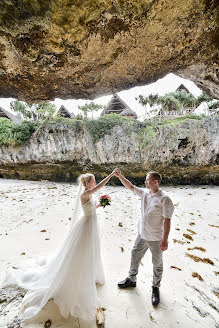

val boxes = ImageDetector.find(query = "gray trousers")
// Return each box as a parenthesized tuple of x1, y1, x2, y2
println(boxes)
(128, 235, 163, 287)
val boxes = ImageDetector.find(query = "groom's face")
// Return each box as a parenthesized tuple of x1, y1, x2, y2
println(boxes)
(145, 174, 157, 189)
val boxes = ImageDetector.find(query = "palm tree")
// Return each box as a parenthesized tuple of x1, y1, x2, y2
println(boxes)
(137, 90, 215, 119)
(168, 91, 197, 114)
(78, 102, 105, 119)
(137, 94, 160, 119)
(196, 93, 213, 105)
(137, 93, 181, 119)
(160, 95, 181, 116)
(10, 100, 56, 123)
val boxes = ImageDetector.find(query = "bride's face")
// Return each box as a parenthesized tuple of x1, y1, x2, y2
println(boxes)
(86, 176, 96, 189)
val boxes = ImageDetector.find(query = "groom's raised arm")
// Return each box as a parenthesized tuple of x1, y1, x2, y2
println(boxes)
(115, 169, 134, 192)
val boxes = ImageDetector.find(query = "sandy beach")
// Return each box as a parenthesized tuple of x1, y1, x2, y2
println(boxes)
(0, 178, 218, 328)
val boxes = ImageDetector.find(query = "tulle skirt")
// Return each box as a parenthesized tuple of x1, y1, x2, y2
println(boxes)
(3, 213, 105, 321)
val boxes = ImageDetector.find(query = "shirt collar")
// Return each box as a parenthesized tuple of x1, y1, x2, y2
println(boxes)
(149, 189, 162, 196)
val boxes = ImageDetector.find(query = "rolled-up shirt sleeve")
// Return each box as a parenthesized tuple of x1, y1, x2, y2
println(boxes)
(161, 196, 174, 219)
(134, 186, 145, 198)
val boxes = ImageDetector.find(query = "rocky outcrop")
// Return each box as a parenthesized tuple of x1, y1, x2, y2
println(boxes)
(0, 116, 218, 184)
(0, 0, 218, 101)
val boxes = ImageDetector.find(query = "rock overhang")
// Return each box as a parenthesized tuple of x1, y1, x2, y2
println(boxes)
(0, 0, 218, 102)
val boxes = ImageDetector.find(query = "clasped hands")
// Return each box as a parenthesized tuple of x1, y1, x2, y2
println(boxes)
(112, 168, 121, 177)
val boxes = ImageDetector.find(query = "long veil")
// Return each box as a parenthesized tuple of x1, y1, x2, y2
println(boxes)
(2, 181, 95, 320)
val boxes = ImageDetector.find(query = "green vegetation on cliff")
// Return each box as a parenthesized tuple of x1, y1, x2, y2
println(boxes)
(137, 114, 207, 147)
(85, 114, 137, 143)
(0, 113, 211, 147)
(158, 114, 205, 126)
(137, 124, 157, 147)
(0, 118, 36, 146)
(34, 114, 137, 142)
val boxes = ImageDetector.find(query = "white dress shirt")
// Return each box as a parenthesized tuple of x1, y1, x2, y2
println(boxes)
(134, 186, 174, 241)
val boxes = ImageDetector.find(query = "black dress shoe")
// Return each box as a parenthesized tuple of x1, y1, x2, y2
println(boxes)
(152, 286, 160, 306)
(118, 278, 136, 288)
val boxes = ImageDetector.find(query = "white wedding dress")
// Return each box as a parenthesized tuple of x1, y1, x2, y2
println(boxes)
(3, 183, 105, 321)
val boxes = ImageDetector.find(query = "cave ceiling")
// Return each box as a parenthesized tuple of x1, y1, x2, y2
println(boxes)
(0, 0, 218, 102)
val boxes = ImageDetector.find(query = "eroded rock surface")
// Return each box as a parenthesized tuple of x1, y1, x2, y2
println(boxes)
(0, 286, 25, 328)
(0, 116, 218, 184)
(0, 0, 218, 101)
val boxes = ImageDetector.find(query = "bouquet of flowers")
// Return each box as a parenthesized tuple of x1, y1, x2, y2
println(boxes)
(99, 194, 111, 208)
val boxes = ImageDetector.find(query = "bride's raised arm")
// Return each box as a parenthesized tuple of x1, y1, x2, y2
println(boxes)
(84, 169, 117, 197)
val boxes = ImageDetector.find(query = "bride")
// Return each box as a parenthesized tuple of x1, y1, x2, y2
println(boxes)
(3, 170, 117, 322)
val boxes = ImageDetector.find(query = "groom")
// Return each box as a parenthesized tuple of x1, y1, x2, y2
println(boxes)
(115, 169, 174, 306)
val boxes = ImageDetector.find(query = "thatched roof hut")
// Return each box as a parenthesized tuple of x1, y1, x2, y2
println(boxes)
(176, 84, 190, 94)
(57, 105, 75, 118)
(120, 107, 138, 118)
(101, 94, 137, 119)
(0, 107, 21, 123)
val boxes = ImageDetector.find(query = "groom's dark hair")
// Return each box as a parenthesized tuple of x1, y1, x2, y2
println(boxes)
(147, 171, 162, 183)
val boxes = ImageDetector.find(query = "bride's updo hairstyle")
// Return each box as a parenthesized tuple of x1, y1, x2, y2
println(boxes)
(78, 173, 94, 188)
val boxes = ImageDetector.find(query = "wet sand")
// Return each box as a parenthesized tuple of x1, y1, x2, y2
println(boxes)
(0, 179, 218, 328)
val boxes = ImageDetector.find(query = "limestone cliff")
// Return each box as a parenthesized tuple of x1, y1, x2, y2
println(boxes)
(0, 116, 218, 184)
(0, 0, 218, 101)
